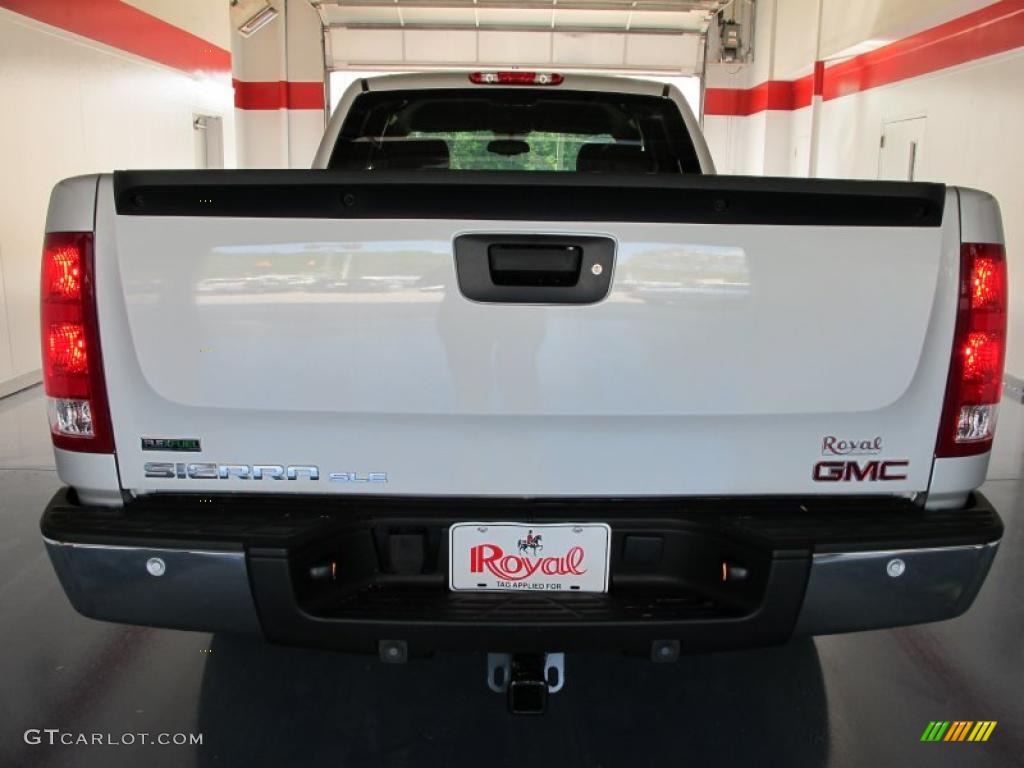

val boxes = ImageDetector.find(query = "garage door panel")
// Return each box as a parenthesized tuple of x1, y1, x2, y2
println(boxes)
(552, 9, 631, 29)
(325, 5, 709, 73)
(478, 30, 552, 65)
(625, 33, 699, 68)
(553, 31, 627, 67)
(477, 8, 553, 27)
(401, 7, 477, 27)
(328, 6, 402, 26)
(405, 29, 478, 63)
(331, 28, 404, 63)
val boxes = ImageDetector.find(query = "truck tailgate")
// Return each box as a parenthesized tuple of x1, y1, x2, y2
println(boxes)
(97, 172, 958, 497)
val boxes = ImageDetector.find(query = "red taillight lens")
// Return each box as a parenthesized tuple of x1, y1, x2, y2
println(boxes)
(936, 243, 1007, 457)
(42, 241, 82, 299)
(40, 232, 114, 453)
(469, 71, 564, 86)
(47, 322, 89, 376)
(971, 253, 1002, 310)
(961, 332, 1001, 395)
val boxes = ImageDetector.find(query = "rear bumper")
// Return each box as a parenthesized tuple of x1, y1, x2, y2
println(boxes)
(41, 490, 1002, 655)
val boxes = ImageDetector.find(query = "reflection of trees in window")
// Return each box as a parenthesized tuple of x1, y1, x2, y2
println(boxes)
(409, 131, 615, 171)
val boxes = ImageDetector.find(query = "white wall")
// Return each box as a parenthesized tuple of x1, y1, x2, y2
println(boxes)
(122, 0, 232, 50)
(703, 110, 769, 175)
(0, 8, 234, 390)
(772, 0, 817, 78)
(819, 0, 995, 59)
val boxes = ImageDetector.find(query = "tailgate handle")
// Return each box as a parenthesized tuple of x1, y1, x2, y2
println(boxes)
(454, 235, 615, 304)
(488, 244, 582, 287)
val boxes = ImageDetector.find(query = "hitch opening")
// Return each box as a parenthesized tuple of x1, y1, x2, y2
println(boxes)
(487, 652, 564, 714)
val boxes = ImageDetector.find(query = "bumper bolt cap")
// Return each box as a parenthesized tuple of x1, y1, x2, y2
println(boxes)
(886, 558, 906, 578)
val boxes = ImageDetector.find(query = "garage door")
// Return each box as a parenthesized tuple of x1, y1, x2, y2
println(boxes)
(317, 0, 730, 75)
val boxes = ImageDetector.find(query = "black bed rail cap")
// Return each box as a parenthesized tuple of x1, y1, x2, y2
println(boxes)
(112, 170, 946, 227)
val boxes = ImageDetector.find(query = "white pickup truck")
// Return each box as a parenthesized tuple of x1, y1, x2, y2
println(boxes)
(40, 72, 1006, 710)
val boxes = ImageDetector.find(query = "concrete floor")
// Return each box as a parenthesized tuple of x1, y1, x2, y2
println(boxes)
(0, 384, 1021, 767)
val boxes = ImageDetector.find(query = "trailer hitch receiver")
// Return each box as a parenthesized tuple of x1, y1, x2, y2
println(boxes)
(487, 652, 565, 714)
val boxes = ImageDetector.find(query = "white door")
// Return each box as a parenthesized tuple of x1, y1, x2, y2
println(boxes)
(193, 115, 225, 169)
(878, 117, 926, 181)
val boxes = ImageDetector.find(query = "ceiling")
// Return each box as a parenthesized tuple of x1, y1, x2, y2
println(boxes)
(313, 1, 733, 35)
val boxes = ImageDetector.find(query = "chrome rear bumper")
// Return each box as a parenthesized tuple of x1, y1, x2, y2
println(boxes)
(44, 538, 262, 635)
(794, 541, 999, 636)
(42, 489, 1002, 653)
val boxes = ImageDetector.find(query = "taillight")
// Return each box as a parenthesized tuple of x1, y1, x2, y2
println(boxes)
(40, 232, 114, 453)
(469, 71, 564, 86)
(936, 243, 1007, 457)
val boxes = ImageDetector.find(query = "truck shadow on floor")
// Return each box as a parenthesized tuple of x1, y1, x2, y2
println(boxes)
(196, 636, 829, 768)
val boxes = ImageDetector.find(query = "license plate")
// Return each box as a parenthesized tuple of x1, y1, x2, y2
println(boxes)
(448, 522, 611, 593)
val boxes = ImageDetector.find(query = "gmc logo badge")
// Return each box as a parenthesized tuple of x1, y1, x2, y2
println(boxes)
(813, 460, 909, 482)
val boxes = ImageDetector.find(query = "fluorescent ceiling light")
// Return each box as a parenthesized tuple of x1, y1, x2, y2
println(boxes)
(238, 4, 279, 37)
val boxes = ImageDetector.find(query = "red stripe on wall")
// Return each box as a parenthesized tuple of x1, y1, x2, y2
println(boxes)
(747, 80, 798, 112)
(791, 73, 814, 108)
(285, 82, 325, 110)
(232, 80, 325, 110)
(705, 0, 1024, 116)
(703, 86, 748, 116)
(824, 0, 1024, 99)
(812, 60, 825, 97)
(0, 0, 230, 74)
(705, 74, 813, 115)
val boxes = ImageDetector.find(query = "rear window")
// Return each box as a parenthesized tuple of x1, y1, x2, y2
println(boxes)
(329, 88, 701, 174)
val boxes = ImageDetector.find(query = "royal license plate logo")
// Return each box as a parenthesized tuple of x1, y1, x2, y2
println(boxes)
(448, 523, 611, 593)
